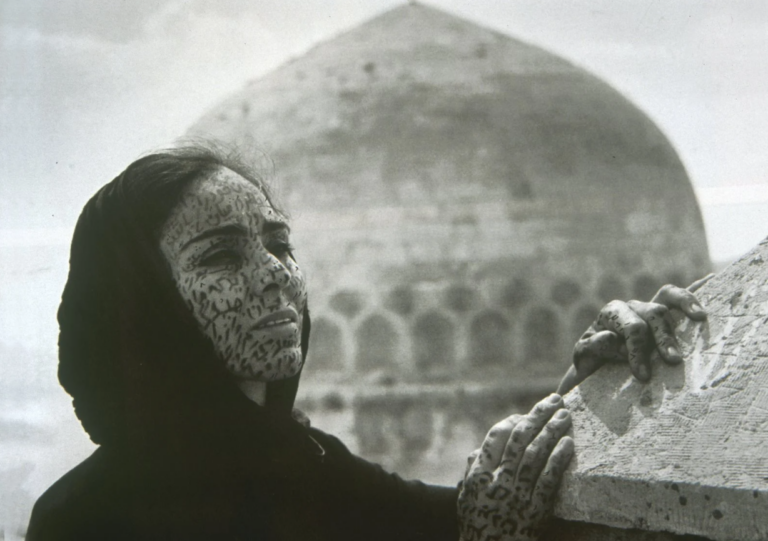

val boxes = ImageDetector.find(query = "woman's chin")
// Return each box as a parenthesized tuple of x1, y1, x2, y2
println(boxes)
(228, 350, 304, 381)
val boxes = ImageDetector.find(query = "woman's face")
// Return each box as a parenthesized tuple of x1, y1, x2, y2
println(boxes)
(160, 167, 308, 381)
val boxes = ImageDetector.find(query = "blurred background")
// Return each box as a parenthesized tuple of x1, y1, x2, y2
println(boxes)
(2, 1, 768, 538)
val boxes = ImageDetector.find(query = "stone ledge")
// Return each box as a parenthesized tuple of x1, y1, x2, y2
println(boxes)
(556, 473, 765, 540)
(554, 236, 768, 541)
(543, 517, 710, 541)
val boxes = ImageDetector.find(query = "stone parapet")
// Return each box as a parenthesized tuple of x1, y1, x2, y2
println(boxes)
(554, 237, 768, 540)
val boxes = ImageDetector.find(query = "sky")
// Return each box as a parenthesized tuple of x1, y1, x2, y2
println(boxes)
(2, 0, 768, 263)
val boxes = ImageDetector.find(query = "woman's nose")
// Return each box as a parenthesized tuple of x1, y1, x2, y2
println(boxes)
(251, 253, 291, 296)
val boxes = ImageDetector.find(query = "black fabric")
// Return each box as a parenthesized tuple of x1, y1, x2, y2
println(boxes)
(34, 155, 459, 540)
(27, 417, 459, 541)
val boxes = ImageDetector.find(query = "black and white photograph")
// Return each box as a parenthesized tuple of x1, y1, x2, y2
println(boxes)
(2, 1, 768, 539)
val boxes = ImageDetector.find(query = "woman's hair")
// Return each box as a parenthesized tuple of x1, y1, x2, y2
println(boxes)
(57, 141, 306, 445)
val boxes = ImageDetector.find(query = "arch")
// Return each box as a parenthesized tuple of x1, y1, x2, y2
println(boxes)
(355, 403, 390, 455)
(356, 314, 399, 372)
(633, 274, 663, 301)
(413, 311, 455, 372)
(385, 285, 415, 316)
(500, 278, 531, 309)
(398, 404, 434, 457)
(321, 392, 345, 411)
(469, 310, 512, 367)
(524, 307, 560, 363)
(329, 289, 364, 318)
(550, 279, 581, 307)
(307, 317, 344, 371)
(444, 285, 476, 313)
(597, 275, 625, 303)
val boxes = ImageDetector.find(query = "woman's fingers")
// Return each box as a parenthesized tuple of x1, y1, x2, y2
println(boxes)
(458, 399, 573, 541)
(626, 301, 682, 365)
(572, 329, 624, 376)
(529, 436, 575, 514)
(496, 395, 563, 473)
(651, 284, 707, 321)
(511, 409, 572, 503)
(567, 281, 710, 392)
(595, 301, 653, 381)
(472, 413, 525, 476)
(464, 448, 481, 480)
(686, 273, 715, 294)
(485, 396, 566, 500)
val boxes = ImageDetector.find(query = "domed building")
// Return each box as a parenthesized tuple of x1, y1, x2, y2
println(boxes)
(188, 3, 710, 482)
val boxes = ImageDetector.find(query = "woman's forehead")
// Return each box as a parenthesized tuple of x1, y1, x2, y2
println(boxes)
(189, 167, 270, 205)
(177, 168, 281, 218)
(162, 167, 283, 249)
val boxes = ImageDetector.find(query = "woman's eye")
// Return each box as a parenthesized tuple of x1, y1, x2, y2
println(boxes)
(266, 240, 295, 258)
(199, 250, 242, 268)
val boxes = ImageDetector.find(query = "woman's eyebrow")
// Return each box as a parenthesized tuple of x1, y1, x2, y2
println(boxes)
(180, 223, 247, 251)
(262, 220, 290, 235)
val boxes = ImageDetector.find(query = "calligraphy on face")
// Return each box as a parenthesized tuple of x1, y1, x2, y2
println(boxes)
(160, 167, 308, 381)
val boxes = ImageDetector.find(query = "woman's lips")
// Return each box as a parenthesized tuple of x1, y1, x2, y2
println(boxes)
(252, 308, 299, 332)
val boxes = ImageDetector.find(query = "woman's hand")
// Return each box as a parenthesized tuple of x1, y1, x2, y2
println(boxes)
(457, 394, 574, 541)
(558, 276, 713, 395)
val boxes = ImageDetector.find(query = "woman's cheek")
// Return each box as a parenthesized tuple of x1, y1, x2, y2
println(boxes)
(285, 262, 307, 309)
(210, 289, 244, 312)
(199, 274, 245, 313)
(212, 312, 239, 346)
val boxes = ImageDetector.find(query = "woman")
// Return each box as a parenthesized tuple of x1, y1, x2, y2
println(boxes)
(27, 143, 706, 540)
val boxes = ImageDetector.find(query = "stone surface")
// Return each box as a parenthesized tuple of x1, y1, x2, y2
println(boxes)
(544, 518, 709, 541)
(555, 237, 768, 540)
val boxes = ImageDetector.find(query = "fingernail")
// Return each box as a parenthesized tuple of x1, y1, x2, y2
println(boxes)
(667, 345, 681, 362)
(691, 302, 704, 313)
(548, 394, 562, 404)
(555, 409, 569, 420)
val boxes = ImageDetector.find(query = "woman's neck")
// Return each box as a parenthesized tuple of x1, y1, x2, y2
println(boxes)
(237, 380, 267, 406)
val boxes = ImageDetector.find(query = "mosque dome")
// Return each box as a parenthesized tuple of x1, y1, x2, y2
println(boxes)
(189, 2, 710, 479)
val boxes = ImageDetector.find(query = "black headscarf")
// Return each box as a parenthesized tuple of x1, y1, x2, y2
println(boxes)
(57, 146, 311, 449)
